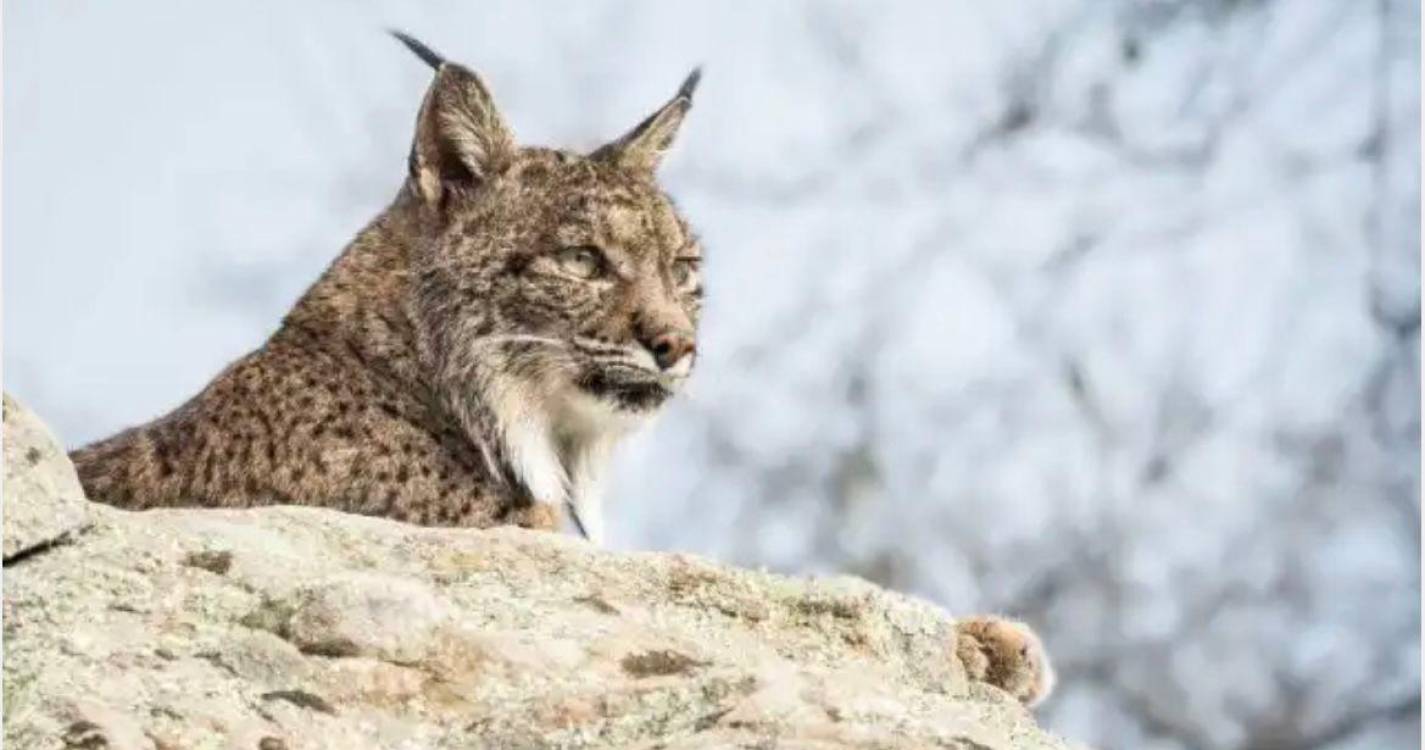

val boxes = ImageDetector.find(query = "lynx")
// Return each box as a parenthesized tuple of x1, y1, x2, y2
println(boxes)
(68, 33, 1054, 706)
(72, 33, 703, 544)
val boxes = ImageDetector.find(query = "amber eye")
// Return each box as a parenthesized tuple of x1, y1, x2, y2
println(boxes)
(557, 246, 606, 280)
(671, 257, 701, 290)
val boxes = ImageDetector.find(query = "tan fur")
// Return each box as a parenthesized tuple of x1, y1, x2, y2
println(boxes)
(954, 617, 1056, 707)
(71, 40, 704, 543)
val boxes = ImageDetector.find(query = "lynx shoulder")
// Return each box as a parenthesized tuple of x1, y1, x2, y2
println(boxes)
(71, 33, 705, 544)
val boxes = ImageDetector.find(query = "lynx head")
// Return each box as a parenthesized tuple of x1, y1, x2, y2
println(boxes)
(393, 34, 702, 421)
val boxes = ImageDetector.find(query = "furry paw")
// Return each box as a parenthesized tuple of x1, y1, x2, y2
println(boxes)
(954, 617, 1055, 707)
(506, 502, 561, 532)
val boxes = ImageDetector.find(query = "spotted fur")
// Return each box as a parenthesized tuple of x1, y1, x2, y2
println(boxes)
(71, 35, 704, 543)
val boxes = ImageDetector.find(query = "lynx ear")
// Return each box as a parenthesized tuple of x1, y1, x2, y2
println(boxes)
(394, 32, 515, 206)
(593, 68, 701, 174)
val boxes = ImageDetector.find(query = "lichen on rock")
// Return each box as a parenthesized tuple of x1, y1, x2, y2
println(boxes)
(3, 395, 89, 561)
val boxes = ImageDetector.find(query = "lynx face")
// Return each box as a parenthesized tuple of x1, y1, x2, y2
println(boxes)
(399, 35, 703, 418)
(433, 151, 702, 413)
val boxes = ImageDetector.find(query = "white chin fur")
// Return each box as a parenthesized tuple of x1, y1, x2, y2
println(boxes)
(490, 372, 653, 546)
(665, 354, 693, 379)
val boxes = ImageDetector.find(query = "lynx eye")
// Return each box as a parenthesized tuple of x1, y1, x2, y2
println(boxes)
(671, 257, 701, 290)
(556, 246, 606, 280)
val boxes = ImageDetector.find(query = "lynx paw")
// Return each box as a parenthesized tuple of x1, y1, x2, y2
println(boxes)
(954, 617, 1055, 707)
(505, 502, 561, 532)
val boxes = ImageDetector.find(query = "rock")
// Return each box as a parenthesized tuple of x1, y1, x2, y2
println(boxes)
(3, 395, 88, 561)
(3, 400, 1082, 749)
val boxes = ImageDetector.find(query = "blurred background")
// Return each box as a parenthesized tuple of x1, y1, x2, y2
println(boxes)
(4, 2, 1419, 747)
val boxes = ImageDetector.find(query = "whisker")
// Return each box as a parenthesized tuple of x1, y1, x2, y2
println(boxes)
(472, 334, 568, 349)
(599, 359, 660, 375)
(572, 337, 630, 355)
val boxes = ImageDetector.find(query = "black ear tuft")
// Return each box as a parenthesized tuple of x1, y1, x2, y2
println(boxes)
(591, 67, 704, 173)
(677, 67, 703, 102)
(390, 30, 445, 70)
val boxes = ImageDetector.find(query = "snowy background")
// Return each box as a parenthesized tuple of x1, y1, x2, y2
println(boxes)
(5, 2, 1419, 747)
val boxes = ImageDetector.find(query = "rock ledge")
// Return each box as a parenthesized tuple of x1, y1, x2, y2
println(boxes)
(3, 397, 1078, 749)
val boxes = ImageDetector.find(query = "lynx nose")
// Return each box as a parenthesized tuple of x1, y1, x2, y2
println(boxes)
(646, 330, 695, 371)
